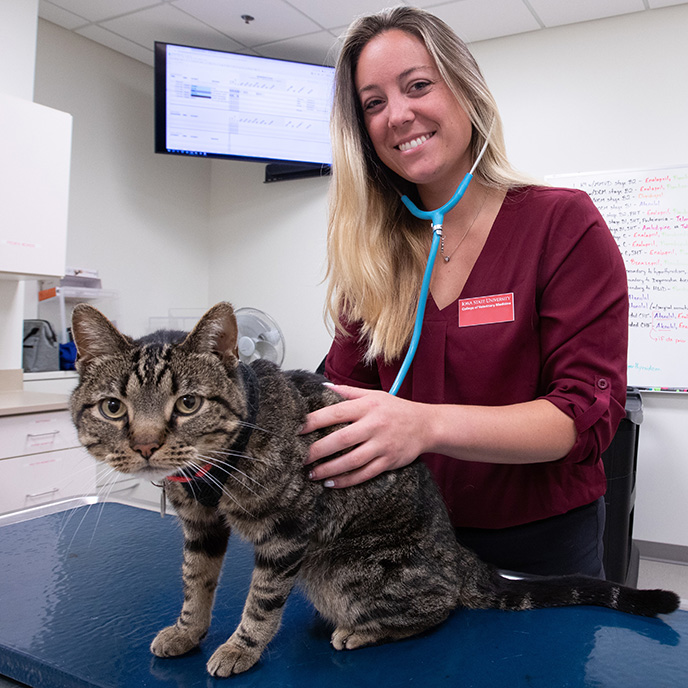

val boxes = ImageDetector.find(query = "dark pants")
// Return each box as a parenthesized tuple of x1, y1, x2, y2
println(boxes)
(454, 497, 606, 579)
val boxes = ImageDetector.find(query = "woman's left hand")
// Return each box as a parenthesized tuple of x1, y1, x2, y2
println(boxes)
(300, 384, 429, 488)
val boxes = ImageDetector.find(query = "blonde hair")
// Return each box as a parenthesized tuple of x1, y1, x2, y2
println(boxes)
(326, 6, 531, 362)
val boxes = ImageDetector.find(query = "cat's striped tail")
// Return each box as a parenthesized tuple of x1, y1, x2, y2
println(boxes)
(480, 572, 680, 618)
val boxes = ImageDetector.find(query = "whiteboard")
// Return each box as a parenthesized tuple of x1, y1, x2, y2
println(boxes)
(548, 166, 688, 391)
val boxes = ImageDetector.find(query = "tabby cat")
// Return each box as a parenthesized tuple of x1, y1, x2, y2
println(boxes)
(69, 302, 679, 678)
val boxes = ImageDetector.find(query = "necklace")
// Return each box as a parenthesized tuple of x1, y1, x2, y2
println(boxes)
(439, 191, 488, 263)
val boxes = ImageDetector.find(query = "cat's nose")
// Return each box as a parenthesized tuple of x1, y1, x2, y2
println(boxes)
(133, 442, 161, 459)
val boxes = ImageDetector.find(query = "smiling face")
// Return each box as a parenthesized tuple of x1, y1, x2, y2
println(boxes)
(354, 29, 474, 199)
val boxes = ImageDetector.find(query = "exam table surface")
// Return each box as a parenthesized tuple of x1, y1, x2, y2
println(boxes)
(0, 501, 686, 688)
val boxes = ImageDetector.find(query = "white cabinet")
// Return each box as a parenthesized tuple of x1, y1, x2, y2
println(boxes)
(0, 406, 157, 515)
(0, 410, 97, 514)
(0, 93, 72, 279)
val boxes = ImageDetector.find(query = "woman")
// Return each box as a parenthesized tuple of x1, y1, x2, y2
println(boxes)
(302, 7, 628, 578)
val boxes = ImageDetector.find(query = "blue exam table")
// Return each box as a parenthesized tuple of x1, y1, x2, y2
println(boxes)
(0, 500, 686, 688)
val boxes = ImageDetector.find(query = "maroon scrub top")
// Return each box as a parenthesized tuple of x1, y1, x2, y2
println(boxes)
(325, 186, 629, 528)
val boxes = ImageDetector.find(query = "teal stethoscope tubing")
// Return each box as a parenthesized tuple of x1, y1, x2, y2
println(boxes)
(387, 131, 491, 396)
(388, 172, 472, 396)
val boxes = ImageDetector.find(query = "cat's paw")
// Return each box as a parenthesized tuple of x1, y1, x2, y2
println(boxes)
(150, 624, 203, 658)
(331, 627, 379, 650)
(207, 640, 261, 677)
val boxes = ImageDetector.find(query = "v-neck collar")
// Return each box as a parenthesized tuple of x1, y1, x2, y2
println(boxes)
(426, 187, 522, 318)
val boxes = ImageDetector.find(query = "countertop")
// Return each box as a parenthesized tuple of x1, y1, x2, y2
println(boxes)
(0, 390, 70, 417)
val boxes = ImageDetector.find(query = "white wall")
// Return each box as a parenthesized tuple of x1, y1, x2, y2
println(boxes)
(469, 5, 688, 547)
(470, 6, 688, 180)
(0, 0, 37, 101)
(208, 161, 331, 371)
(31, 18, 331, 369)
(32, 20, 212, 339)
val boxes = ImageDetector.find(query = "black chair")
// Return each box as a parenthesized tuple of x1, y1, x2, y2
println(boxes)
(601, 390, 642, 586)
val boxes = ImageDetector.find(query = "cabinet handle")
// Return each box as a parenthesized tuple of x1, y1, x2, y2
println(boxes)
(25, 430, 61, 450)
(26, 431, 60, 440)
(26, 488, 60, 499)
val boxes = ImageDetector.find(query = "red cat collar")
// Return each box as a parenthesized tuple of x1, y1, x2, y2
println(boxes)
(167, 463, 212, 483)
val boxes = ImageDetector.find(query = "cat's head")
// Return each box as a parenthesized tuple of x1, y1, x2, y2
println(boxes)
(70, 302, 247, 481)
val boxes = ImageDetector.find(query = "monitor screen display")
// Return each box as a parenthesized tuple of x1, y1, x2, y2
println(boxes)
(154, 42, 335, 166)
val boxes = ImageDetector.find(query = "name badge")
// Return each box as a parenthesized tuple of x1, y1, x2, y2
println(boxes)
(459, 292, 515, 328)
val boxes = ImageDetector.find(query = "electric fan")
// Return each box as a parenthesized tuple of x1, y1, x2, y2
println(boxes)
(235, 307, 286, 366)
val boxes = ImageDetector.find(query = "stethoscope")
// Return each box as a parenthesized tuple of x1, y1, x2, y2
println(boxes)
(388, 131, 492, 396)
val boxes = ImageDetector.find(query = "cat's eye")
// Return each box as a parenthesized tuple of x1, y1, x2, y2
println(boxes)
(99, 398, 127, 420)
(175, 395, 202, 415)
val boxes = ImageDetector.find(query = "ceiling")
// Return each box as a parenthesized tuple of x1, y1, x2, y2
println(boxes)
(39, 0, 687, 67)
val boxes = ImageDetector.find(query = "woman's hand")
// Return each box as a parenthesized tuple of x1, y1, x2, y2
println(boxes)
(300, 385, 578, 489)
(300, 384, 430, 488)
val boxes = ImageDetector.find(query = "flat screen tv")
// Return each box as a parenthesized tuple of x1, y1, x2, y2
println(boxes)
(154, 42, 335, 178)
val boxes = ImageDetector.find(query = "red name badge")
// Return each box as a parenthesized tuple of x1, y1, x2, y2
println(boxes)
(459, 292, 515, 328)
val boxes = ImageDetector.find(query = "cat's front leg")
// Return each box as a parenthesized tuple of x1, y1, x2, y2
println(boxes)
(151, 512, 230, 658)
(207, 535, 307, 677)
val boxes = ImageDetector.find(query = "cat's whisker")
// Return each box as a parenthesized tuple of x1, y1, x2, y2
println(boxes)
(57, 498, 84, 539)
(89, 471, 125, 547)
(190, 453, 248, 474)
(186, 459, 258, 515)
(205, 466, 260, 497)
(185, 455, 234, 477)
(62, 450, 101, 486)
(224, 464, 265, 491)
(65, 489, 106, 551)
(196, 464, 257, 518)
(187, 458, 248, 494)
(49, 452, 98, 527)
(57, 461, 118, 540)
(234, 420, 280, 437)
(177, 465, 201, 502)
(222, 488, 255, 517)
(206, 448, 276, 468)
(220, 467, 261, 497)
(197, 454, 266, 491)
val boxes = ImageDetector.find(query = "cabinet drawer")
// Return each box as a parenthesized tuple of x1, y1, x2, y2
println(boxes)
(0, 410, 80, 460)
(0, 447, 97, 514)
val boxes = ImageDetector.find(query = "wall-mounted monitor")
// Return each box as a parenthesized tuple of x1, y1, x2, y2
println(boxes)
(154, 42, 334, 176)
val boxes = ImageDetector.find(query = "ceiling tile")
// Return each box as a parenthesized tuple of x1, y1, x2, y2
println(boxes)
(75, 25, 156, 66)
(284, 0, 400, 31)
(37, 0, 688, 70)
(172, 0, 321, 47)
(256, 30, 339, 65)
(527, 0, 645, 28)
(99, 3, 245, 53)
(418, 0, 541, 43)
(38, 0, 89, 30)
(43, 0, 162, 23)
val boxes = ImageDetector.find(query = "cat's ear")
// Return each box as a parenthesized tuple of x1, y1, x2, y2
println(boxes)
(182, 302, 239, 364)
(71, 304, 133, 366)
